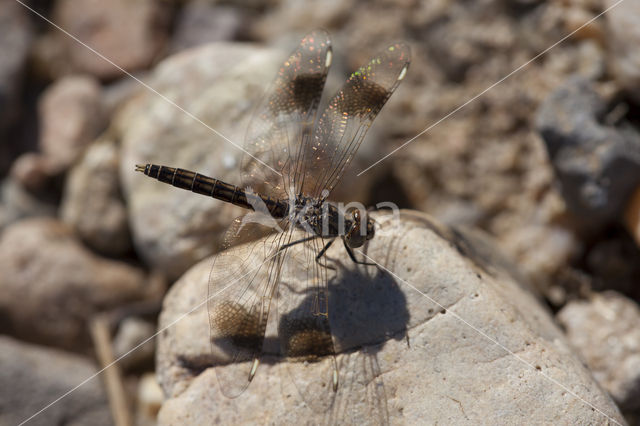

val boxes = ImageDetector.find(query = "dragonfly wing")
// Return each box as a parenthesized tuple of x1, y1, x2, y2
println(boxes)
(276, 235, 340, 412)
(207, 215, 291, 397)
(241, 29, 332, 199)
(300, 42, 411, 198)
(326, 349, 389, 426)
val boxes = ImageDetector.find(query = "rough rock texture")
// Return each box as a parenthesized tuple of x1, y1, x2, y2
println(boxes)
(558, 291, 640, 413)
(0, 336, 111, 426)
(61, 137, 132, 256)
(121, 42, 375, 281)
(156, 210, 623, 425)
(536, 77, 640, 226)
(34, 0, 170, 80)
(0, 218, 149, 350)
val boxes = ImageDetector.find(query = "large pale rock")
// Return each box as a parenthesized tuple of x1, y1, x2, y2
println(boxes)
(0, 218, 149, 351)
(0, 336, 111, 426)
(120, 43, 281, 281)
(155, 210, 624, 424)
(121, 42, 373, 281)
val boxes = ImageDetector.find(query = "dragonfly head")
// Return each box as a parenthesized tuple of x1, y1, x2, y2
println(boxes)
(344, 208, 375, 248)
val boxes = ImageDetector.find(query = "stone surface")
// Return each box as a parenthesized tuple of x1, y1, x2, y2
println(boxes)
(170, 3, 245, 52)
(0, 218, 148, 351)
(156, 210, 623, 424)
(0, 335, 111, 426)
(61, 137, 132, 256)
(35, 0, 169, 80)
(38, 75, 104, 174)
(536, 77, 640, 226)
(557, 291, 640, 413)
(606, 0, 640, 102)
(121, 41, 374, 281)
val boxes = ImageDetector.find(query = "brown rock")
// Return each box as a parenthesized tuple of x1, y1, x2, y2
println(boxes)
(38, 75, 104, 172)
(0, 218, 147, 351)
(36, 0, 169, 80)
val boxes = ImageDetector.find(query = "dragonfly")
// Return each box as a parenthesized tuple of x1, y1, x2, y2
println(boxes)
(136, 29, 409, 414)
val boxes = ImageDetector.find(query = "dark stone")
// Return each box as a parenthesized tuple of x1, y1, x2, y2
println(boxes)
(536, 77, 640, 225)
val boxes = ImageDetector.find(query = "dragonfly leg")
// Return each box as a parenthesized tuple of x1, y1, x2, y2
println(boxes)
(277, 235, 318, 252)
(316, 238, 337, 270)
(342, 239, 376, 266)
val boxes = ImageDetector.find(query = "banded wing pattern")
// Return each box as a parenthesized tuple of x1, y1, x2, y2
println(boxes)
(241, 29, 332, 199)
(302, 43, 410, 198)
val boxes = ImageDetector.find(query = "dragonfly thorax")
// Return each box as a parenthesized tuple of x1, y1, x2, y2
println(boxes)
(289, 197, 374, 247)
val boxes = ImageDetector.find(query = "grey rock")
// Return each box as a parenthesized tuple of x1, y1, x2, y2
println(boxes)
(120, 43, 280, 281)
(170, 4, 245, 52)
(0, 335, 111, 426)
(0, 218, 147, 351)
(156, 210, 623, 424)
(557, 291, 640, 412)
(536, 77, 640, 225)
(61, 137, 132, 256)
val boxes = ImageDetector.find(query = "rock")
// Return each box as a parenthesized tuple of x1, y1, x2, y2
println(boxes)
(120, 43, 278, 281)
(536, 77, 640, 226)
(38, 75, 104, 174)
(557, 291, 640, 412)
(0, 0, 34, 171)
(156, 210, 623, 424)
(170, 4, 245, 52)
(0, 178, 57, 230)
(0, 335, 111, 426)
(61, 137, 132, 256)
(113, 317, 156, 371)
(121, 41, 373, 281)
(0, 218, 148, 351)
(34, 0, 170, 80)
(606, 0, 640, 102)
(9, 152, 54, 192)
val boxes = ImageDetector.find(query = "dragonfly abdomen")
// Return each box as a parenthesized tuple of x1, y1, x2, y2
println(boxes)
(135, 164, 288, 217)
